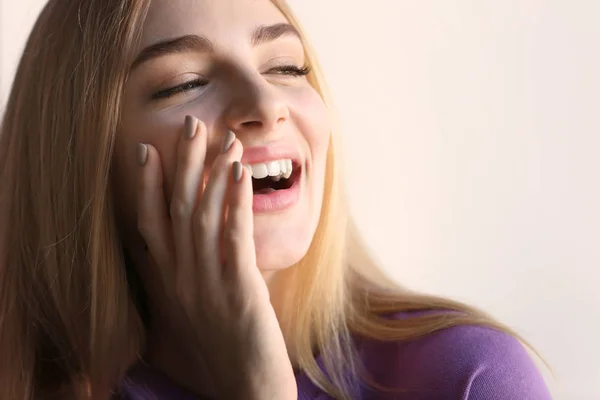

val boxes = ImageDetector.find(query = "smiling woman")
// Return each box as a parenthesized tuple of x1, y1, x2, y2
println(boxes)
(0, 0, 552, 399)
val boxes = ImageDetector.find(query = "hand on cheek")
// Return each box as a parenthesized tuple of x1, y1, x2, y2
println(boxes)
(135, 116, 297, 400)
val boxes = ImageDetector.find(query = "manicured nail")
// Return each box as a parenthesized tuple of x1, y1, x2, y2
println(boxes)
(222, 130, 236, 153)
(136, 143, 148, 166)
(185, 115, 198, 140)
(232, 161, 243, 182)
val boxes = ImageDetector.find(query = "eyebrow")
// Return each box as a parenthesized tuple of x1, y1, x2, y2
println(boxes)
(131, 23, 302, 70)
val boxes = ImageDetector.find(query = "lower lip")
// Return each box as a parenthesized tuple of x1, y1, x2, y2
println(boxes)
(252, 173, 301, 213)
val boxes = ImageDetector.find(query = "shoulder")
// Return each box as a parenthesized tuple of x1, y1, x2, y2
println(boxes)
(356, 311, 552, 400)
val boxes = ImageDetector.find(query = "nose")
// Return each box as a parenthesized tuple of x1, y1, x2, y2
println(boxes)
(223, 73, 289, 137)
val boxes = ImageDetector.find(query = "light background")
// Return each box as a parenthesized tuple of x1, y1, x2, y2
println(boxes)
(2, 1, 599, 399)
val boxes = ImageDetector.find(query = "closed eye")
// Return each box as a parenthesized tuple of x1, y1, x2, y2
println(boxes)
(151, 78, 208, 100)
(267, 64, 311, 76)
(151, 64, 311, 100)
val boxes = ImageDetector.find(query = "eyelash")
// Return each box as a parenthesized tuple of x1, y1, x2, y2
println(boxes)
(152, 64, 312, 100)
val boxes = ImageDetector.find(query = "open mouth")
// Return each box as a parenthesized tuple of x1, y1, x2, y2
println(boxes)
(245, 159, 301, 195)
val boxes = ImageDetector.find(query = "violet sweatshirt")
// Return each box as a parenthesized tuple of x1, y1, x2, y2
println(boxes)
(117, 312, 551, 399)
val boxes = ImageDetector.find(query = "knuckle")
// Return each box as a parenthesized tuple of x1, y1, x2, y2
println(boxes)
(169, 198, 191, 220)
(137, 177, 153, 198)
(192, 209, 212, 232)
(177, 151, 194, 169)
(137, 217, 153, 237)
(175, 279, 192, 306)
(230, 189, 250, 208)
(137, 175, 147, 191)
(223, 226, 244, 246)
(213, 153, 233, 171)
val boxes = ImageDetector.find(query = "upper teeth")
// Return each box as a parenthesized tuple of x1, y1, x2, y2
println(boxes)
(244, 159, 293, 180)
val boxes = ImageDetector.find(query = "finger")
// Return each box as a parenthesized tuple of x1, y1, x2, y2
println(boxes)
(170, 116, 207, 282)
(192, 131, 242, 278)
(136, 143, 173, 276)
(223, 162, 259, 286)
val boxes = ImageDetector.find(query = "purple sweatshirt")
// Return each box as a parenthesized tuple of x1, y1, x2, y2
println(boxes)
(118, 313, 551, 399)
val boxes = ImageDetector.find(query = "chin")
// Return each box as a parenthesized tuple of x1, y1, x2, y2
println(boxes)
(253, 220, 317, 271)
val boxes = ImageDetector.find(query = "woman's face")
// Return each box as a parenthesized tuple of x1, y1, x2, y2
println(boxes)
(113, 0, 331, 272)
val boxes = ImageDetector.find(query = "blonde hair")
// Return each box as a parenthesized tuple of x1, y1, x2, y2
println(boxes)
(0, 1, 539, 399)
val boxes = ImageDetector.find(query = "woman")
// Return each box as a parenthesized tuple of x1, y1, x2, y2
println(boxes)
(0, 0, 552, 399)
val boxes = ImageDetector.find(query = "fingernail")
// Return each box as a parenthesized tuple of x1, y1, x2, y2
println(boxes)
(232, 161, 243, 182)
(136, 143, 148, 166)
(222, 130, 236, 153)
(185, 115, 198, 140)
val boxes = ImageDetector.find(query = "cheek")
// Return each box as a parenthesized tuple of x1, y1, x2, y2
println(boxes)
(289, 86, 332, 162)
(117, 92, 229, 204)
(111, 118, 184, 235)
(138, 118, 181, 197)
(117, 111, 206, 203)
(289, 87, 332, 188)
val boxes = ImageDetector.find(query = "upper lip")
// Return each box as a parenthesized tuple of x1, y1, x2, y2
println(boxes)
(240, 143, 302, 166)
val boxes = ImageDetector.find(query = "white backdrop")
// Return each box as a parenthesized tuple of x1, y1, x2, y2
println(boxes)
(2, 1, 599, 399)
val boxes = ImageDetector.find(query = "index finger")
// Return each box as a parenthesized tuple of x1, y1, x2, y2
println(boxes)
(136, 143, 173, 276)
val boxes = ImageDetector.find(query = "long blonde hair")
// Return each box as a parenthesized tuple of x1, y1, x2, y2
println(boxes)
(0, 1, 537, 399)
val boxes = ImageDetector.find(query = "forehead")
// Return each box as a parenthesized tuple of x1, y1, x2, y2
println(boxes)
(142, 0, 289, 48)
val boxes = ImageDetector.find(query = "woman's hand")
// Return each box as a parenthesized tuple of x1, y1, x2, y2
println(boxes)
(136, 116, 297, 400)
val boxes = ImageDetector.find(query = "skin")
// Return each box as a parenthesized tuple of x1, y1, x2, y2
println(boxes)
(110, 0, 332, 397)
